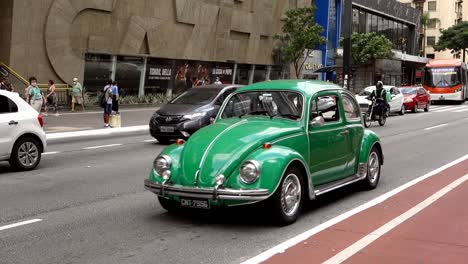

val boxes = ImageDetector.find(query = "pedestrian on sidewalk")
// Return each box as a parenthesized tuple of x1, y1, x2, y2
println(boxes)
(25, 77, 45, 113)
(71, 77, 85, 112)
(0, 77, 7, 90)
(102, 80, 113, 128)
(45, 79, 59, 116)
(111, 81, 119, 114)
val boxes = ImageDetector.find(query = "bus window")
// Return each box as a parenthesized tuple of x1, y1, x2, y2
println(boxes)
(424, 67, 461, 88)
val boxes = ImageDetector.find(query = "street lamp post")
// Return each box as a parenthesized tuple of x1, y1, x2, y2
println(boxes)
(342, 0, 352, 90)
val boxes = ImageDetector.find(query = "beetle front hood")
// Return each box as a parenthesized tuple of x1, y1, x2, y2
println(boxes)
(177, 117, 303, 187)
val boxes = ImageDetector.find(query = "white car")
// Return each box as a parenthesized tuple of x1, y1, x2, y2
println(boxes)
(0, 90, 46, 171)
(355, 85, 405, 115)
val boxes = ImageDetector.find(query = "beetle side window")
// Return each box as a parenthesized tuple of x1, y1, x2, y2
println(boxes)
(310, 95, 340, 123)
(0, 95, 18, 114)
(341, 94, 360, 119)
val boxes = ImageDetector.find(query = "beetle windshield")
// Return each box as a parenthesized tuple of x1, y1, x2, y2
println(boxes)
(220, 91, 303, 121)
(170, 88, 220, 105)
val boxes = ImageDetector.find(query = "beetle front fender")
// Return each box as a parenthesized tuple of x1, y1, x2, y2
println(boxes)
(226, 145, 314, 200)
(359, 130, 383, 165)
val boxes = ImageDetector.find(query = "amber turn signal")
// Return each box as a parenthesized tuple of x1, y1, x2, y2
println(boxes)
(262, 143, 272, 149)
(176, 139, 185, 145)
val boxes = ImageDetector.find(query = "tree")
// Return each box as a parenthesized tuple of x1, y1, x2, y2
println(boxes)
(274, 6, 326, 79)
(434, 21, 468, 62)
(342, 32, 393, 65)
(420, 12, 441, 56)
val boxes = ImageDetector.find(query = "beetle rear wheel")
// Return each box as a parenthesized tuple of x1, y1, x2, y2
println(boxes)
(361, 147, 381, 190)
(270, 167, 304, 225)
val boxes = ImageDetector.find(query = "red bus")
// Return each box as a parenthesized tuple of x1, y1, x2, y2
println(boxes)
(423, 59, 468, 102)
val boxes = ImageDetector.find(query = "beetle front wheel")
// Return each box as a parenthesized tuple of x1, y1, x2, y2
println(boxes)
(270, 167, 304, 225)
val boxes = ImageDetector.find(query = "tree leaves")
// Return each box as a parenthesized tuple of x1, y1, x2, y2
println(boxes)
(434, 21, 468, 53)
(341, 33, 393, 65)
(274, 6, 326, 78)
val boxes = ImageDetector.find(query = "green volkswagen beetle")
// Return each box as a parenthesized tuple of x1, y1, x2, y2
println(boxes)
(144, 80, 383, 225)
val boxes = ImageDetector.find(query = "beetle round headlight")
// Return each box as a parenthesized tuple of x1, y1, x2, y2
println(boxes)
(153, 155, 172, 176)
(240, 160, 261, 184)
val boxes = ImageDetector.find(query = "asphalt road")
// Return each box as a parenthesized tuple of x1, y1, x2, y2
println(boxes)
(0, 103, 467, 264)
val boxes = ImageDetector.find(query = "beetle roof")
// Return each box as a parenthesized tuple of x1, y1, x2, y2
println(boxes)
(237, 80, 343, 97)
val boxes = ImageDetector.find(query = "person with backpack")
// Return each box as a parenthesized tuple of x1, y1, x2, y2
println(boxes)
(111, 81, 119, 114)
(102, 80, 113, 128)
(26, 77, 45, 113)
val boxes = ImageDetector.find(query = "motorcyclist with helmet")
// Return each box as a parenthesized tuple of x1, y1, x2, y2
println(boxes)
(367, 81, 389, 116)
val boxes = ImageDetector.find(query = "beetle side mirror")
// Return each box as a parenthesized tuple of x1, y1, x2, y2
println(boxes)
(210, 117, 215, 124)
(310, 116, 325, 127)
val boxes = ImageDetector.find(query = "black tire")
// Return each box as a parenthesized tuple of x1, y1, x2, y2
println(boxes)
(363, 112, 372, 128)
(361, 147, 381, 190)
(378, 112, 386, 126)
(424, 102, 430, 112)
(158, 196, 181, 212)
(269, 167, 305, 225)
(399, 104, 405, 115)
(412, 103, 418, 113)
(9, 137, 42, 171)
(156, 137, 171, 145)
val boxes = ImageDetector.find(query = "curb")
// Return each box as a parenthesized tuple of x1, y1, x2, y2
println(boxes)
(46, 125, 150, 144)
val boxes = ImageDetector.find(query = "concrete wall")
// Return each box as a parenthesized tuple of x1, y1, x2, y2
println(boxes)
(0, 0, 13, 64)
(7, 0, 297, 84)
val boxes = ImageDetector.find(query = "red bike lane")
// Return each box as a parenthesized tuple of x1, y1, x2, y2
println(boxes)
(262, 157, 468, 264)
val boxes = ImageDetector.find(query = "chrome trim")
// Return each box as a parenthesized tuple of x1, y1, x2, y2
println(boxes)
(314, 175, 363, 196)
(239, 160, 261, 184)
(154, 155, 172, 175)
(144, 179, 269, 201)
(270, 133, 305, 144)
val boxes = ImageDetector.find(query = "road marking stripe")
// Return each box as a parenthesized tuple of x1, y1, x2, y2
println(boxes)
(81, 144, 122, 150)
(0, 219, 42, 231)
(424, 124, 448, 131)
(144, 139, 157, 143)
(455, 108, 468, 112)
(43, 151, 60, 155)
(241, 154, 468, 264)
(430, 105, 454, 110)
(323, 174, 468, 264)
(433, 106, 467, 112)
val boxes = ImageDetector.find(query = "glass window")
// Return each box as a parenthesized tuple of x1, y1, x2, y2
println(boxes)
(115, 56, 144, 96)
(378, 16, 384, 35)
(427, 36, 436, 46)
(427, 19, 437, 29)
(83, 53, 112, 93)
(428, 1, 437, 11)
(341, 94, 360, 119)
(310, 95, 340, 123)
(235, 64, 251, 85)
(352, 8, 360, 33)
(426, 54, 435, 59)
(389, 20, 396, 46)
(366, 12, 372, 33)
(253, 65, 267, 83)
(170, 88, 221, 105)
(359, 10, 367, 33)
(146, 58, 174, 94)
(0, 95, 18, 113)
(371, 14, 378, 33)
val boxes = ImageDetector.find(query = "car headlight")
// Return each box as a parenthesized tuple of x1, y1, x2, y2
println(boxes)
(153, 155, 172, 180)
(240, 160, 261, 184)
(404, 98, 413, 103)
(183, 112, 207, 119)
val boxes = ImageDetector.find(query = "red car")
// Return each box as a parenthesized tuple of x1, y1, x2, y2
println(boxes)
(399, 86, 431, 113)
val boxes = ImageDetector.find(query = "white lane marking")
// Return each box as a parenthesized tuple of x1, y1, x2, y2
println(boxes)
(57, 108, 158, 116)
(144, 139, 157, 143)
(81, 144, 122, 150)
(43, 151, 60, 155)
(424, 124, 448, 131)
(324, 174, 468, 264)
(433, 106, 466, 113)
(430, 105, 454, 110)
(46, 125, 149, 141)
(0, 219, 42, 231)
(455, 108, 468, 113)
(241, 154, 468, 264)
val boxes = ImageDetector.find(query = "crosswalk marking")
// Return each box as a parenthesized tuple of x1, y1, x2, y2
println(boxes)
(430, 105, 468, 113)
(432, 106, 468, 113)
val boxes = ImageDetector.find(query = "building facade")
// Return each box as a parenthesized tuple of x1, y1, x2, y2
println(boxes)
(399, 0, 467, 60)
(0, 0, 311, 96)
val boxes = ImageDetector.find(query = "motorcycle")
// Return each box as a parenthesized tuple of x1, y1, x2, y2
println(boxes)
(363, 98, 387, 128)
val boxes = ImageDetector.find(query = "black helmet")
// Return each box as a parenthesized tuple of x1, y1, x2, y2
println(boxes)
(376, 81, 384, 90)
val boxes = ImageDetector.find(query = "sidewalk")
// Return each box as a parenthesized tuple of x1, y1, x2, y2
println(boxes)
(256, 156, 468, 264)
(42, 107, 158, 133)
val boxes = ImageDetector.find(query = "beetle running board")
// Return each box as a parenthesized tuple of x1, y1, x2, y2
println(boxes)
(314, 174, 365, 196)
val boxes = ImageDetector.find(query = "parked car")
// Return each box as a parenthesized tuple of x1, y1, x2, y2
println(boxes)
(399, 86, 430, 113)
(149, 85, 241, 144)
(0, 90, 46, 171)
(356, 85, 405, 115)
(144, 80, 384, 225)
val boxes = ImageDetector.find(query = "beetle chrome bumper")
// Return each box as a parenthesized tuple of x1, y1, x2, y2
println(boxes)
(144, 179, 269, 201)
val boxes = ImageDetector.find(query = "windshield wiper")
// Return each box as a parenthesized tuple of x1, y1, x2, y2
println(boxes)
(239, 110, 269, 118)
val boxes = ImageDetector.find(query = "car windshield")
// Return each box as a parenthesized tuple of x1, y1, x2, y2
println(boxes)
(424, 67, 461, 88)
(220, 91, 303, 121)
(359, 88, 374, 96)
(399, 88, 417, 95)
(170, 88, 220, 105)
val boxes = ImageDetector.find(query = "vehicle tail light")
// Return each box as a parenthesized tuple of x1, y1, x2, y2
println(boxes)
(37, 115, 44, 127)
(176, 139, 185, 145)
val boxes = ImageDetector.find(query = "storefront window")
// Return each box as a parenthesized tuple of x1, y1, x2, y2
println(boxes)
(145, 58, 173, 94)
(235, 64, 251, 85)
(83, 53, 112, 93)
(253, 65, 267, 83)
(115, 56, 144, 96)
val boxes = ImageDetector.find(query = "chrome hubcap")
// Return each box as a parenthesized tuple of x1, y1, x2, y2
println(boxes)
(18, 142, 38, 167)
(368, 152, 380, 183)
(281, 174, 301, 217)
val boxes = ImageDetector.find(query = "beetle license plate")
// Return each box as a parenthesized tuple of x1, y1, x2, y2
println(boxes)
(160, 126, 175, 133)
(180, 198, 210, 209)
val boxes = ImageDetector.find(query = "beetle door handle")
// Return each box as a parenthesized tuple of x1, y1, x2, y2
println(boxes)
(8, 120, 18, 126)
(340, 130, 349, 135)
